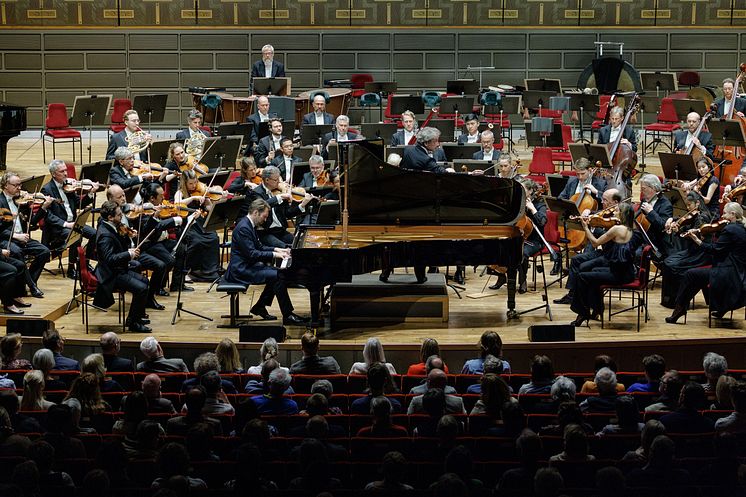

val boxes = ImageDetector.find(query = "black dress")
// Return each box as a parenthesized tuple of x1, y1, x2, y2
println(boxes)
(660, 214, 712, 308)
(179, 196, 220, 281)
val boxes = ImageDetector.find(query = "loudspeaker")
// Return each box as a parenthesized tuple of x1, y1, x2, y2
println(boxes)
(6, 319, 54, 337)
(527, 323, 575, 342)
(239, 323, 287, 343)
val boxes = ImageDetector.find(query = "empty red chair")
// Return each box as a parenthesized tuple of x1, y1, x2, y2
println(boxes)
(350, 73, 374, 99)
(644, 97, 681, 152)
(590, 95, 613, 142)
(551, 125, 574, 166)
(108, 98, 132, 137)
(525, 147, 556, 184)
(43, 103, 83, 162)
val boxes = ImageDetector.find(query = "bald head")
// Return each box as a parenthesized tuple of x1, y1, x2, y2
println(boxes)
(602, 188, 622, 208)
(99, 332, 120, 354)
(142, 374, 161, 398)
(427, 368, 448, 389)
(107, 184, 125, 206)
(686, 112, 701, 133)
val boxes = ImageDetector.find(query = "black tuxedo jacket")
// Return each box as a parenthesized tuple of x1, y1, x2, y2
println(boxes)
(108, 164, 142, 190)
(597, 124, 638, 152)
(93, 222, 134, 308)
(644, 194, 674, 254)
(673, 129, 715, 159)
(39, 179, 94, 244)
(302, 112, 334, 126)
(104, 354, 134, 373)
(224, 216, 277, 286)
(227, 175, 259, 219)
(255, 135, 285, 166)
(713, 96, 746, 118)
(270, 155, 302, 181)
(252, 183, 302, 231)
(251, 60, 285, 79)
(105, 131, 128, 160)
(457, 133, 481, 145)
(137, 214, 179, 251)
(401, 144, 448, 174)
(558, 176, 607, 206)
(0, 194, 44, 241)
(472, 149, 500, 161)
(175, 128, 211, 141)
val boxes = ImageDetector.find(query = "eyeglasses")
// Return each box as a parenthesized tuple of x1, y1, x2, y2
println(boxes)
(7, 183, 21, 187)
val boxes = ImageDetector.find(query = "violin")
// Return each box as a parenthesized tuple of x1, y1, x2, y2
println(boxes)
(157, 201, 199, 219)
(0, 208, 16, 223)
(63, 178, 101, 194)
(15, 191, 59, 206)
(179, 156, 209, 177)
(131, 160, 164, 176)
(681, 219, 728, 237)
(117, 223, 138, 238)
(694, 168, 714, 192)
(204, 186, 226, 202)
(125, 205, 156, 219)
(665, 208, 699, 234)
(569, 213, 621, 229)
(315, 170, 331, 187)
(721, 182, 746, 203)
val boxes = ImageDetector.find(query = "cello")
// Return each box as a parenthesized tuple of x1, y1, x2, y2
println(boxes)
(559, 167, 599, 252)
(714, 64, 746, 185)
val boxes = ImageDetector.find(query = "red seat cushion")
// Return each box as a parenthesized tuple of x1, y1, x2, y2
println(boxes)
(109, 124, 126, 133)
(645, 123, 680, 132)
(46, 128, 81, 138)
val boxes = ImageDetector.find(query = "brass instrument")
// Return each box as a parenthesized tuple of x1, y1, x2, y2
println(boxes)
(126, 127, 150, 154)
(185, 132, 206, 162)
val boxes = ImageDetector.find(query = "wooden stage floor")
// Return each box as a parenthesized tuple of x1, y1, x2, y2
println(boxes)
(4, 135, 745, 354)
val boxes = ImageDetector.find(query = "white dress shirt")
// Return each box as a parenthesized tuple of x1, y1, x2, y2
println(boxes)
(608, 126, 621, 144)
(264, 61, 273, 78)
(4, 193, 22, 233)
(54, 180, 74, 222)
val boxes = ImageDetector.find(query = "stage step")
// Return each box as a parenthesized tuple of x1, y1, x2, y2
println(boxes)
(330, 273, 449, 328)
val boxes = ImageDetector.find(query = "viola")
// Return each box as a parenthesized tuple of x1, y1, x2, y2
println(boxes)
(63, 178, 101, 194)
(15, 191, 59, 206)
(0, 208, 16, 223)
(721, 182, 746, 203)
(315, 170, 331, 187)
(125, 205, 156, 219)
(179, 156, 209, 177)
(569, 213, 621, 229)
(665, 208, 699, 234)
(681, 219, 728, 237)
(157, 201, 198, 219)
(131, 160, 164, 176)
(117, 223, 138, 238)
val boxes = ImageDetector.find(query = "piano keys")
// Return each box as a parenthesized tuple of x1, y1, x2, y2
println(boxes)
(0, 101, 28, 170)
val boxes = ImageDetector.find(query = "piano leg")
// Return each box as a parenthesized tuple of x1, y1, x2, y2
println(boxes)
(506, 265, 519, 320)
(309, 287, 322, 325)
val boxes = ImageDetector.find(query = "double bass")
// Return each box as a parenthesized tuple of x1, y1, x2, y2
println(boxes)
(606, 94, 639, 194)
(714, 64, 746, 185)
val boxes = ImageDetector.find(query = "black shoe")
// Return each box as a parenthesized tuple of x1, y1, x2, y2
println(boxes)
(571, 314, 589, 327)
(416, 276, 428, 284)
(250, 305, 277, 321)
(283, 313, 306, 326)
(138, 317, 151, 325)
(665, 305, 687, 324)
(157, 289, 170, 297)
(30, 286, 44, 298)
(550, 262, 562, 276)
(66, 266, 77, 280)
(127, 320, 152, 332)
(379, 273, 389, 283)
(170, 285, 194, 293)
(146, 299, 165, 310)
(454, 269, 465, 285)
(12, 299, 31, 308)
(518, 281, 528, 294)
(553, 293, 573, 305)
(710, 310, 726, 319)
(488, 273, 507, 291)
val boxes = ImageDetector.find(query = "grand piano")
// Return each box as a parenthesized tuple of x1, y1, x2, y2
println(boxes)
(283, 140, 526, 323)
(0, 102, 27, 170)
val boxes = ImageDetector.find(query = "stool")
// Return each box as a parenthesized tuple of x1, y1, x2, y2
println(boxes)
(216, 281, 253, 328)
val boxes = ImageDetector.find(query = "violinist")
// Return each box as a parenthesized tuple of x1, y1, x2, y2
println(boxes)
(93, 200, 151, 333)
(298, 155, 331, 189)
(39, 160, 101, 278)
(0, 172, 49, 298)
(665, 202, 746, 324)
(558, 158, 606, 206)
(270, 137, 302, 182)
(175, 109, 211, 141)
(174, 170, 221, 282)
(683, 158, 720, 219)
(110, 147, 156, 192)
(473, 130, 500, 162)
(712, 78, 746, 118)
(554, 188, 622, 305)
(637, 174, 674, 259)
(673, 112, 715, 161)
(255, 118, 286, 166)
(516, 178, 549, 294)
(106, 110, 151, 161)
(390, 110, 417, 146)
(723, 165, 746, 206)
(227, 157, 261, 218)
(252, 165, 313, 248)
(162, 143, 192, 200)
(597, 106, 637, 152)
(457, 113, 481, 144)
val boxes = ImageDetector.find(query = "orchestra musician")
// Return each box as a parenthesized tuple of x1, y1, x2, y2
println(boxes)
(390, 110, 418, 146)
(162, 143, 193, 201)
(270, 137, 302, 182)
(673, 112, 715, 161)
(516, 178, 550, 294)
(246, 96, 272, 149)
(173, 170, 221, 282)
(106, 110, 152, 161)
(223, 197, 306, 326)
(251, 165, 312, 248)
(298, 155, 332, 189)
(302, 94, 334, 126)
(558, 158, 607, 206)
(255, 118, 286, 166)
(473, 130, 500, 162)
(665, 202, 746, 324)
(250, 44, 286, 80)
(93, 201, 151, 332)
(0, 252, 28, 315)
(723, 165, 746, 206)
(597, 106, 638, 152)
(554, 188, 623, 305)
(712, 78, 746, 118)
(227, 157, 261, 218)
(321, 115, 361, 159)
(570, 202, 637, 327)
(457, 113, 481, 144)
(0, 172, 50, 298)
(496, 156, 520, 180)
(683, 158, 720, 219)
(38, 159, 100, 279)
(637, 174, 674, 259)
(175, 109, 211, 141)
(110, 147, 157, 193)
(400, 127, 453, 174)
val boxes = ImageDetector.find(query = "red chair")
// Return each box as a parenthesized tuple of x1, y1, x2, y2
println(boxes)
(108, 98, 132, 138)
(531, 210, 567, 290)
(644, 97, 681, 152)
(590, 95, 613, 142)
(551, 125, 574, 167)
(350, 73, 374, 99)
(65, 161, 77, 180)
(525, 147, 556, 183)
(678, 70, 700, 88)
(600, 245, 653, 332)
(538, 107, 564, 125)
(74, 246, 101, 335)
(43, 103, 82, 162)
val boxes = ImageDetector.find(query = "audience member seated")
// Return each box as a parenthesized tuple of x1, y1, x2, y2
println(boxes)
(246, 337, 288, 374)
(245, 358, 295, 395)
(715, 381, 746, 434)
(645, 370, 683, 413)
(429, 472, 470, 497)
(626, 435, 692, 489)
(63, 373, 110, 431)
(407, 337, 449, 375)
(289, 332, 341, 375)
(12, 460, 41, 497)
(297, 392, 337, 423)
(185, 422, 220, 462)
(180, 352, 237, 394)
(225, 443, 278, 494)
(496, 429, 542, 493)
(0, 389, 42, 434)
(445, 445, 487, 496)
(290, 415, 347, 461)
(250, 368, 298, 415)
(412, 388, 448, 437)
(187, 370, 234, 416)
(151, 443, 208, 492)
(0, 333, 31, 370)
(550, 376, 577, 406)
(540, 401, 594, 436)
(594, 466, 628, 497)
(580, 354, 626, 393)
(518, 355, 555, 394)
(167, 387, 223, 436)
(598, 395, 643, 435)
(659, 381, 715, 433)
(42, 329, 79, 371)
(0, 406, 31, 457)
(100, 332, 134, 372)
(465, 355, 507, 394)
(579, 367, 618, 413)
(123, 420, 164, 460)
(364, 451, 414, 492)
(349, 337, 397, 375)
(702, 351, 728, 396)
(32, 348, 66, 391)
(469, 373, 515, 417)
(548, 424, 596, 463)
(310, 379, 342, 415)
(27, 440, 74, 488)
(409, 356, 456, 395)
(141, 373, 176, 414)
(461, 330, 511, 374)
(350, 362, 402, 414)
(231, 397, 260, 437)
(712, 374, 737, 410)
(356, 397, 408, 438)
(532, 467, 565, 497)
(42, 404, 86, 459)
(82, 353, 124, 393)
(627, 354, 666, 393)
(214, 338, 245, 374)
(113, 391, 157, 438)
(409, 369, 465, 415)
(96, 440, 135, 488)
(137, 337, 189, 373)
(490, 402, 527, 438)
(622, 419, 667, 464)
(19, 370, 55, 411)
(81, 469, 110, 497)
(240, 419, 278, 457)
(287, 438, 343, 493)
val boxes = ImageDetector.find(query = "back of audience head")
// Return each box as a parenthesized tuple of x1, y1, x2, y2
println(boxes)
(530, 355, 554, 383)
(268, 368, 291, 397)
(46, 403, 75, 435)
(185, 422, 213, 461)
(259, 337, 280, 362)
(363, 337, 387, 366)
(137, 419, 162, 449)
(241, 418, 270, 447)
(481, 373, 511, 417)
(595, 466, 626, 496)
(516, 429, 542, 466)
(370, 395, 392, 420)
(305, 393, 329, 416)
(27, 440, 55, 475)
(214, 338, 241, 372)
(82, 469, 110, 497)
(193, 352, 219, 376)
(534, 467, 564, 497)
(425, 354, 445, 373)
(200, 370, 222, 396)
(562, 423, 589, 459)
(501, 401, 526, 435)
(420, 338, 441, 364)
(310, 379, 334, 400)
(643, 354, 666, 382)
(593, 354, 618, 372)
(422, 388, 446, 418)
(261, 358, 280, 384)
(437, 414, 460, 443)
(32, 348, 55, 375)
(142, 374, 162, 398)
(716, 375, 737, 409)
(551, 375, 576, 403)
(426, 368, 448, 390)
(122, 390, 148, 422)
(595, 367, 618, 395)
(556, 401, 584, 430)
(659, 369, 683, 401)
(680, 381, 706, 409)
(703, 352, 727, 384)
(478, 331, 503, 358)
(233, 397, 259, 435)
(381, 451, 407, 485)
(431, 473, 468, 497)
(647, 434, 675, 469)
(730, 381, 746, 413)
(99, 332, 120, 355)
(366, 362, 390, 394)
(42, 329, 64, 352)
(306, 415, 329, 439)
(640, 420, 666, 455)
(445, 445, 474, 481)
(12, 460, 39, 496)
(614, 395, 640, 428)
(157, 442, 191, 478)
(483, 354, 503, 374)
(82, 353, 106, 379)
(184, 386, 207, 417)
(301, 332, 320, 356)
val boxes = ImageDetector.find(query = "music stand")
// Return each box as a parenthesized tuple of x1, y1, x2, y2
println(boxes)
(267, 96, 296, 121)
(217, 122, 253, 148)
(640, 71, 677, 96)
(148, 139, 173, 164)
(199, 169, 230, 189)
(547, 174, 570, 197)
(446, 79, 479, 96)
(253, 78, 290, 96)
(301, 124, 333, 146)
(295, 147, 314, 162)
(20, 175, 46, 194)
(525, 78, 562, 93)
(708, 119, 746, 181)
(526, 121, 563, 148)
(565, 92, 597, 143)
(132, 94, 168, 132)
(522, 91, 558, 115)
(425, 119, 456, 142)
(389, 96, 424, 116)
(361, 123, 399, 145)
(70, 94, 112, 164)
(569, 143, 613, 169)
(441, 144, 481, 161)
(365, 82, 398, 121)
(316, 200, 340, 225)
(545, 196, 583, 230)
(453, 159, 494, 174)
(672, 99, 707, 122)
(202, 195, 245, 234)
(658, 152, 698, 182)
(200, 136, 243, 171)
(439, 96, 474, 116)
(80, 160, 113, 185)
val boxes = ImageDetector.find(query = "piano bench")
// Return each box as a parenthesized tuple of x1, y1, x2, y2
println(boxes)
(216, 282, 253, 328)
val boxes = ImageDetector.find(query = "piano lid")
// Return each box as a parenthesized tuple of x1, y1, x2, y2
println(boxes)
(344, 141, 525, 225)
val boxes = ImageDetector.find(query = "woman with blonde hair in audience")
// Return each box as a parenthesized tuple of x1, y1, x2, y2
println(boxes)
(0, 333, 31, 370)
(713, 374, 737, 410)
(407, 337, 449, 375)
(246, 337, 288, 375)
(19, 370, 55, 411)
(349, 337, 397, 375)
(470, 373, 516, 417)
(81, 353, 123, 393)
(215, 338, 244, 373)
(63, 373, 109, 429)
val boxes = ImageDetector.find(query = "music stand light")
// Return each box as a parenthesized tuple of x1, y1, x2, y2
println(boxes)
(70, 94, 112, 164)
(658, 152, 698, 182)
(526, 121, 563, 149)
(424, 119, 456, 142)
(531, 117, 554, 148)
(569, 143, 613, 170)
(389, 96, 425, 116)
(217, 122, 253, 150)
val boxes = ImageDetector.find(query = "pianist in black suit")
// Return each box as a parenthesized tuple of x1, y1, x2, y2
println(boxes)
(251, 166, 312, 248)
(0, 172, 49, 297)
(38, 159, 99, 278)
(223, 198, 305, 326)
(390, 110, 418, 147)
(174, 109, 212, 141)
(713, 78, 746, 118)
(400, 127, 452, 174)
(269, 137, 302, 182)
(301, 94, 334, 127)
(472, 130, 500, 162)
(105, 110, 152, 161)
(250, 44, 286, 80)
(673, 112, 715, 160)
